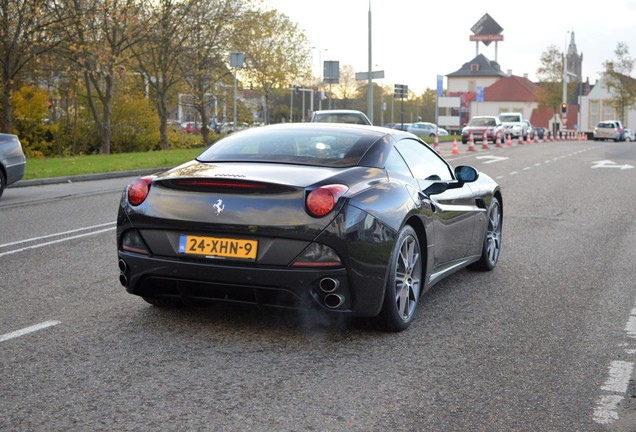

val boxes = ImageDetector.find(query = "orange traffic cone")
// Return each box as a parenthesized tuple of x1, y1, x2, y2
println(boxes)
(526, 133, 532, 144)
(496, 132, 503, 147)
(518, 134, 524, 145)
(506, 133, 512, 147)
(468, 132, 476, 151)
(433, 134, 440, 154)
(534, 132, 539, 143)
(451, 138, 460, 155)
(482, 133, 490, 149)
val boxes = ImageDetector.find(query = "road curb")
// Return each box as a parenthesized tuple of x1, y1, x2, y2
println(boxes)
(9, 168, 169, 188)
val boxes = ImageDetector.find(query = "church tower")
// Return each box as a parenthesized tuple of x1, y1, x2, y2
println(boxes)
(566, 32, 583, 82)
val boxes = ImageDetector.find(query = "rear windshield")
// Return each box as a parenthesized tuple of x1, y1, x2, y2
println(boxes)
(197, 126, 382, 167)
(597, 122, 616, 129)
(313, 113, 370, 125)
(499, 114, 522, 122)
(468, 117, 497, 127)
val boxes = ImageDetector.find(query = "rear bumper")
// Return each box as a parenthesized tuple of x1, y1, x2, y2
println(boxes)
(117, 251, 384, 317)
(4, 159, 26, 186)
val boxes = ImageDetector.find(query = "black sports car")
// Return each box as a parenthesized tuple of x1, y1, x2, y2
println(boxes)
(117, 123, 502, 331)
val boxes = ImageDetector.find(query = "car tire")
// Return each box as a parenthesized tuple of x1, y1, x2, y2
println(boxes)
(377, 225, 422, 332)
(469, 196, 502, 271)
(142, 296, 185, 308)
(0, 169, 5, 199)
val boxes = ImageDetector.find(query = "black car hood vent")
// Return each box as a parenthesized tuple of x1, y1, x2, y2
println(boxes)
(157, 178, 297, 194)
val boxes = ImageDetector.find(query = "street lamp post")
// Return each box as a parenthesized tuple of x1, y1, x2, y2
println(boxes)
(231, 52, 245, 131)
(318, 48, 327, 111)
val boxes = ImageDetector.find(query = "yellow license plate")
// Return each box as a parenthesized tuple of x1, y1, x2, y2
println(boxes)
(178, 235, 258, 260)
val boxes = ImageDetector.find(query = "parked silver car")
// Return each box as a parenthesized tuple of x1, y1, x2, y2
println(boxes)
(622, 128, 635, 141)
(0, 133, 26, 199)
(407, 122, 448, 137)
(594, 120, 624, 141)
(310, 110, 372, 125)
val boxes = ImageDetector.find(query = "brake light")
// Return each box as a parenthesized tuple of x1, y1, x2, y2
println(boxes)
(174, 179, 267, 189)
(127, 176, 153, 206)
(306, 184, 348, 217)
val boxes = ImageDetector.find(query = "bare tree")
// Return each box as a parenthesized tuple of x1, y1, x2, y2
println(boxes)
(0, 0, 61, 133)
(335, 64, 360, 109)
(536, 45, 567, 128)
(237, 9, 311, 124)
(54, 0, 143, 154)
(179, 0, 253, 146)
(131, 0, 191, 150)
(603, 42, 636, 122)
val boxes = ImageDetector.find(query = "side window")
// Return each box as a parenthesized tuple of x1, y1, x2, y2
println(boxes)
(384, 147, 415, 180)
(394, 138, 454, 181)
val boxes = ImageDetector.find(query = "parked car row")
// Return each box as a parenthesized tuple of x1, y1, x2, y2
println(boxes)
(459, 113, 636, 144)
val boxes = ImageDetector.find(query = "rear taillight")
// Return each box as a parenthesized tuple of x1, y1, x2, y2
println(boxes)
(306, 184, 348, 217)
(127, 176, 154, 206)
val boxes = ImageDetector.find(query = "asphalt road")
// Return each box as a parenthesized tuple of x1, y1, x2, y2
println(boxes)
(1, 139, 635, 431)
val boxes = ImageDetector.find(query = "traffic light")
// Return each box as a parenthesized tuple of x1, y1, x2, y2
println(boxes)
(561, 103, 568, 114)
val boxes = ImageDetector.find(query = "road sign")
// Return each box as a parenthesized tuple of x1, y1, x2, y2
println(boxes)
(323, 61, 340, 84)
(394, 84, 408, 99)
(356, 70, 385, 80)
(476, 87, 484, 102)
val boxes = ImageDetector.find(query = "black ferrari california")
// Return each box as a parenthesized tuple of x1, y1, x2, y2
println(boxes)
(117, 123, 502, 331)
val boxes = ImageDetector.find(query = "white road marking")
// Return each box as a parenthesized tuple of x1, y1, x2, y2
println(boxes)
(0, 227, 115, 258)
(626, 316, 636, 338)
(0, 320, 61, 343)
(593, 301, 636, 424)
(0, 222, 114, 248)
(475, 155, 509, 164)
(601, 361, 634, 393)
(591, 160, 634, 170)
(594, 395, 623, 424)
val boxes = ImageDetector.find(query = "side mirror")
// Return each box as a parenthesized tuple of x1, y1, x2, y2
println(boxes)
(423, 166, 479, 196)
(454, 165, 479, 183)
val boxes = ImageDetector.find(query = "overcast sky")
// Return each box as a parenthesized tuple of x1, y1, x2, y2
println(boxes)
(265, 0, 636, 93)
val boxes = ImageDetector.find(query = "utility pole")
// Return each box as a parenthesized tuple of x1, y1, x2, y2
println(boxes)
(367, 1, 373, 123)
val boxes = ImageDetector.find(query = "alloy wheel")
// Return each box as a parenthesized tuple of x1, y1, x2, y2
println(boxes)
(393, 234, 422, 321)
(485, 200, 502, 267)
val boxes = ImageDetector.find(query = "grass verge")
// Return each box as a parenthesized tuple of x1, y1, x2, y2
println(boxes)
(23, 148, 204, 180)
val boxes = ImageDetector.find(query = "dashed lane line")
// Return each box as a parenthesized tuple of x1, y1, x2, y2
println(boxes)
(593, 304, 636, 424)
(0, 321, 61, 343)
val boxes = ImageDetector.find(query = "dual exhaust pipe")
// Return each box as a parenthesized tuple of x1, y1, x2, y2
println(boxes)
(119, 259, 128, 287)
(319, 277, 344, 309)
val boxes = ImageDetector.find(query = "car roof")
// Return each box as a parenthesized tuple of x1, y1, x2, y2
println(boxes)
(313, 109, 366, 114)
